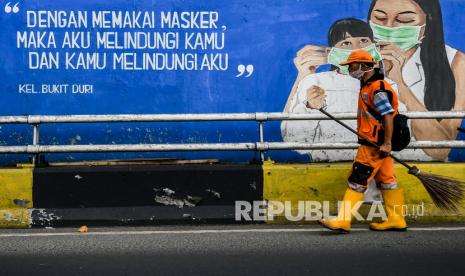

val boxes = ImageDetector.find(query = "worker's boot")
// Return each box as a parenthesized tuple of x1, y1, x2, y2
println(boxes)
(318, 188, 364, 233)
(369, 189, 408, 231)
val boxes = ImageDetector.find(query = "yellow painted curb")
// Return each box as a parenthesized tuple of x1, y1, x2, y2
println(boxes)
(0, 167, 33, 228)
(0, 208, 32, 228)
(263, 161, 465, 223)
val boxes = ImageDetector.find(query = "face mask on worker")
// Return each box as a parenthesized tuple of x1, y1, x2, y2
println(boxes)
(349, 64, 372, 80)
(328, 44, 381, 75)
(369, 21, 425, 52)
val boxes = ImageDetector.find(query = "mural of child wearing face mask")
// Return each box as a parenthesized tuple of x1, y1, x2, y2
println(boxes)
(281, 18, 382, 162)
(367, 0, 465, 161)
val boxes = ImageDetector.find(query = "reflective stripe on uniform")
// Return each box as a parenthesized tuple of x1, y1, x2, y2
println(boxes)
(348, 181, 368, 193)
(374, 92, 394, 116)
(378, 182, 398, 190)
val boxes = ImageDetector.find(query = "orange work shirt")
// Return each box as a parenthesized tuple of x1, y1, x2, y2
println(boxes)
(357, 72, 399, 146)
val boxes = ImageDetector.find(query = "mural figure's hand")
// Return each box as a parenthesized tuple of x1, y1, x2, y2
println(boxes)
(294, 45, 328, 77)
(305, 85, 327, 109)
(378, 41, 407, 85)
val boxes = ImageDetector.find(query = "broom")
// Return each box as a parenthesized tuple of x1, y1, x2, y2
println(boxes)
(318, 108, 465, 211)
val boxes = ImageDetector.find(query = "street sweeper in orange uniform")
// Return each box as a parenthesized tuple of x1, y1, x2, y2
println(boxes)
(306, 49, 408, 233)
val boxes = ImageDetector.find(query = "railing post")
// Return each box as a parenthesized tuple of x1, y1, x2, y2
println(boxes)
(258, 121, 265, 162)
(255, 112, 268, 163)
(32, 124, 40, 165)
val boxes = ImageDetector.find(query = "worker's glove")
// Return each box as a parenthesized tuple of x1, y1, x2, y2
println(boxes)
(305, 85, 327, 110)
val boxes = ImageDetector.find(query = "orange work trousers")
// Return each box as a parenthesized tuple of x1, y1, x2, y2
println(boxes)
(348, 145, 397, 192)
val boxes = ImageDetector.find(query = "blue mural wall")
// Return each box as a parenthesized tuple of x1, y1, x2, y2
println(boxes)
(0, 0, 464, 164)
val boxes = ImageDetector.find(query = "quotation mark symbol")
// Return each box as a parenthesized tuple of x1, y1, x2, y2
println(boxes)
(5, 2, 19, 13)
(236, 64, 254, 78)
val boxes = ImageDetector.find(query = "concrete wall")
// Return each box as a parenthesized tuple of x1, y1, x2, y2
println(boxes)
(1, 162, 465, 228)
(0, 167, 33, 228)
(263, 161, 465, 223)
(1, 164, 263, 227)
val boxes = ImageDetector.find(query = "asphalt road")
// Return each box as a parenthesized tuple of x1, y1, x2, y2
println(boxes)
(1, 224, 465, 276)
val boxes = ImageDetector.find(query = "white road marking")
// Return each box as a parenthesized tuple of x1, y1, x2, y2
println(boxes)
(0, 227, 464, 238)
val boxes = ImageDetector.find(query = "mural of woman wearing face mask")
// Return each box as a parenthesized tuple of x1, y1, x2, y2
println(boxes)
(368, 0, 465, 161)
(281, 18, 382, 161)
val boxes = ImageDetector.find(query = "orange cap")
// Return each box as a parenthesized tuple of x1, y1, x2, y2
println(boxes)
(340, 49, 375, 65)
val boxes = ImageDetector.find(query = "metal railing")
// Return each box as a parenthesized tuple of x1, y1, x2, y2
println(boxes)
(1, 111, 465, 163)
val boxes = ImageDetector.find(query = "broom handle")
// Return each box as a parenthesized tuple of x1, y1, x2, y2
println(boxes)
(318, 108, 414, 170)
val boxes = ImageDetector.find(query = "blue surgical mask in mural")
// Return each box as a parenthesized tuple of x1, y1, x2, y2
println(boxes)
(369, 21, 425, 52)
(327, 44, 381, 75)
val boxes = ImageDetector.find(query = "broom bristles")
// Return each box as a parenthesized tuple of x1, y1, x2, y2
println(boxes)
(415, 171, 465, 212)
